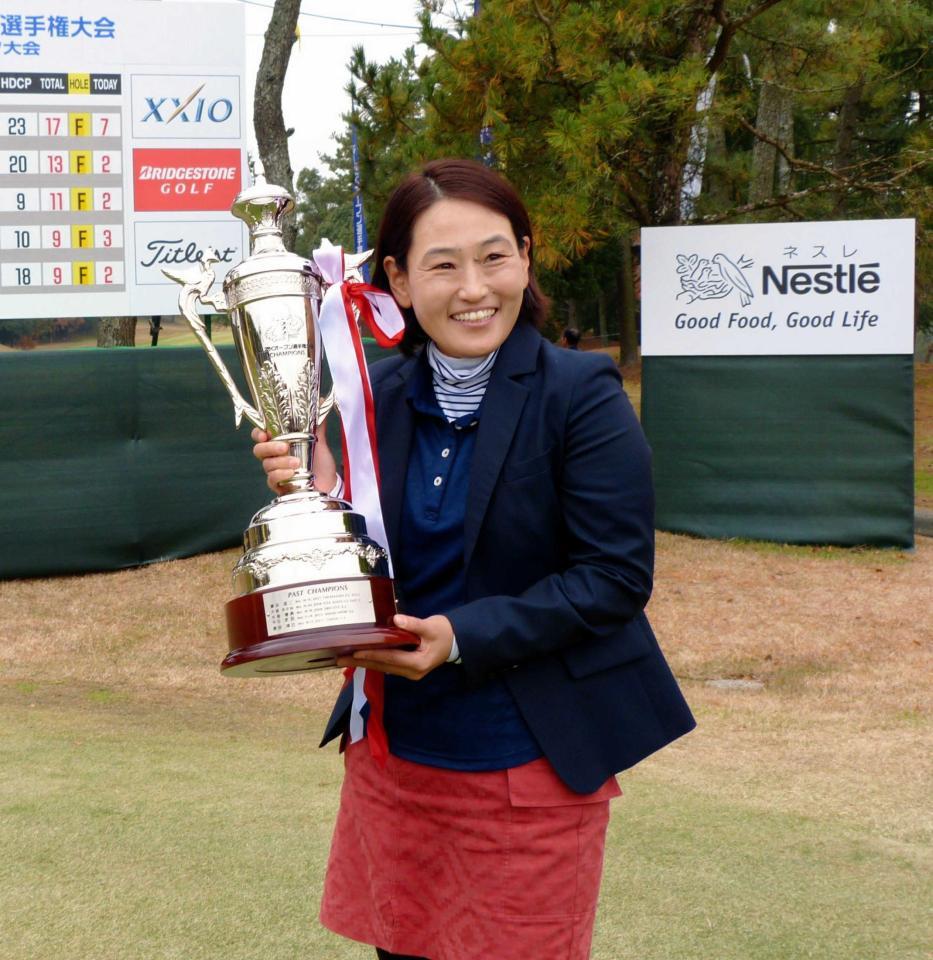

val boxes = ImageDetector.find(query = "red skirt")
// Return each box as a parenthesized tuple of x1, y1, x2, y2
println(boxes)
(320, 742, 621, 960)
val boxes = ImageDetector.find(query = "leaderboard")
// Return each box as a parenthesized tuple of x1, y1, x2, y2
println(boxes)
(0, 3, 247, 319)
(0, 70, 125, 294)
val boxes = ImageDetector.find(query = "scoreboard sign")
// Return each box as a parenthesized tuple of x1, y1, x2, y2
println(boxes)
(0, 0, 248, 319)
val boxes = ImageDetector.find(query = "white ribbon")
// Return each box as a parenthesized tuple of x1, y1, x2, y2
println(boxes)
(312, 240, 405, 745)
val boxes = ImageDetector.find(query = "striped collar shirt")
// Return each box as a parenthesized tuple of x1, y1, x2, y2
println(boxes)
(426, 342, 499, 423)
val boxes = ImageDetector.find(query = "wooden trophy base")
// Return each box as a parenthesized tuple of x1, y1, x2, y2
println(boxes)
(221, 576, 416, 676)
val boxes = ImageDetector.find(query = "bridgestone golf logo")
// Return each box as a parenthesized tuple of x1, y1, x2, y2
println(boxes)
(137, 165, 237, 181)
(133, 148, 242, 212)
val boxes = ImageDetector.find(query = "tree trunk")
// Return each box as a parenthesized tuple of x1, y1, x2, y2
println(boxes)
(703, 118, 731, 208)
(97, 317, 137, 347)
(831, 80, 863, 214)
(748, 79, 785, 207)
(618, 234, 639, 365)
(775, 87, 794, 195)
(834, 81, 864, 172)
(254, 0, 301, 250)
(651, 12, 719, 224)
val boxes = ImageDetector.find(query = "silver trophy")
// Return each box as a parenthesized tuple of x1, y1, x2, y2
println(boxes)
(167, 174, 412, 676)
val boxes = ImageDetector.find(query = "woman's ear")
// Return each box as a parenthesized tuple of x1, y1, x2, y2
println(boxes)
(383, 257, 412, 308)
(518, 236, 531, 286)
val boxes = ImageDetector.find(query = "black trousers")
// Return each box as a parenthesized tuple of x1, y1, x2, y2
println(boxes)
(375, 949, 429, 960)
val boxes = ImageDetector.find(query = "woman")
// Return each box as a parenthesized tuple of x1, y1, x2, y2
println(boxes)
(253, 158, 695, 960)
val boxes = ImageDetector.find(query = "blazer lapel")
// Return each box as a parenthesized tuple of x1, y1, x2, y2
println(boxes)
(374, 358, 417, 561)
(463, 322, 542, 569)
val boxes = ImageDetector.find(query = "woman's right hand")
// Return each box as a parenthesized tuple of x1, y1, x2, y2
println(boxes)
(251, 426, 338, 495)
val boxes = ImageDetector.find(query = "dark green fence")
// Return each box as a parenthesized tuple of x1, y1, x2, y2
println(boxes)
(641, 355, 914, 548)
(1, 346, 271, 579)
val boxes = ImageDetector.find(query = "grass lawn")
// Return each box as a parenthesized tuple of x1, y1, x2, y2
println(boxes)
(1, 532, 929, 960)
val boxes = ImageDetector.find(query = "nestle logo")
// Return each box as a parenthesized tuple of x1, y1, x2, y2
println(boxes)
(762, 263, 880, 295)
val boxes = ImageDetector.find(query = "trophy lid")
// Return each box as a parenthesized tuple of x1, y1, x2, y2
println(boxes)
(231, 163, 296, 257)
(224, 164, 322, 303)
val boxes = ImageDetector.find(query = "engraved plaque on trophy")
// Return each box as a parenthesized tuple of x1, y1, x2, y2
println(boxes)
(166, 174, 413, 676)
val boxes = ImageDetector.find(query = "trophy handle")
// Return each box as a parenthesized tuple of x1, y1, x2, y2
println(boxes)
(165, 256, 264, 431)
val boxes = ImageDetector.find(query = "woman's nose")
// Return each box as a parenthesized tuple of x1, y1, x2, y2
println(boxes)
(457, 261, 488, 300)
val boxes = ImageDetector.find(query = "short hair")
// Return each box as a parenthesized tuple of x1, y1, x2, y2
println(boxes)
(562, 327, 581, 347)
(371, 158, 549, 355)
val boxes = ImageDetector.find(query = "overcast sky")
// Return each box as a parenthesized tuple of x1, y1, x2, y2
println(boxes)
(180, 0, 432, 174)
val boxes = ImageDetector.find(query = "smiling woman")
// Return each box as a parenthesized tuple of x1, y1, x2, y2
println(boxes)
(370, 159, 549, 358)
(382, 199, 530, 358)
(251, 158, 695, 960)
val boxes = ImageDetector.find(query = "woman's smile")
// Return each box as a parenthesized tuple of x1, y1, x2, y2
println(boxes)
(450, 308, 497, 324)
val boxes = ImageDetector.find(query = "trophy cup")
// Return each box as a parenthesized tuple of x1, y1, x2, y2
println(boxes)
(167, 174, 413, 676)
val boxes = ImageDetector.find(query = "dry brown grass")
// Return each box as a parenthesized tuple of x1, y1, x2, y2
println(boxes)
(2, 532, 929, 851)
(644, 532, 931, 849)
(0, 549, 342, 712)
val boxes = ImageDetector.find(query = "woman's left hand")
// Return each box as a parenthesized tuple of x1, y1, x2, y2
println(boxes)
(336, 614, 454, 680)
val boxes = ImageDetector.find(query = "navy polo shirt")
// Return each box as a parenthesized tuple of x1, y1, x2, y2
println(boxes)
(383, 355, 542, 771)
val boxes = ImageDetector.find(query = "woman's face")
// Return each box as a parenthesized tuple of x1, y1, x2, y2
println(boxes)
(383, 198, 530, 358)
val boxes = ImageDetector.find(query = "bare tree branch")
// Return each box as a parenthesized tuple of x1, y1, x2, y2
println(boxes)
(695, 158, 929, 224)
(707, 0, 789, 75)
(733, 0, 788, 30)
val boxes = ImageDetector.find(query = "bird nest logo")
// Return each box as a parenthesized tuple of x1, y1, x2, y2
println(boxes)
(676, 252, 755, 307)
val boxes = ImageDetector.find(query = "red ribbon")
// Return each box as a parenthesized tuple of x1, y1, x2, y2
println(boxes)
(341, 281, 406, 348)
(333, 279, 402, 769)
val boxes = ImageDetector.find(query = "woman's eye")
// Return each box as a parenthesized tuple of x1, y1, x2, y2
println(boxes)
(431, 262, 456, 270)
(485, 252, 507, 263)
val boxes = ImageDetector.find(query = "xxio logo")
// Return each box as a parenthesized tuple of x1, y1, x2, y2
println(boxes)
(132, 74, 240, 139)
(142, 82, 233, 125)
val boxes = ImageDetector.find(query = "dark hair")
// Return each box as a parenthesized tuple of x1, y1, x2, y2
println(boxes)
(371, 158, 549, 355)
(562, 327, 581, 347)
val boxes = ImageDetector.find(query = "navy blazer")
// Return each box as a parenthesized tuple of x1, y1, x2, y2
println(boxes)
(322, 321, 695, 793)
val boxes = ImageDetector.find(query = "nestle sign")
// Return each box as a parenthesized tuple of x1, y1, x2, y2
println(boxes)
(641, 219, 915, 357)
